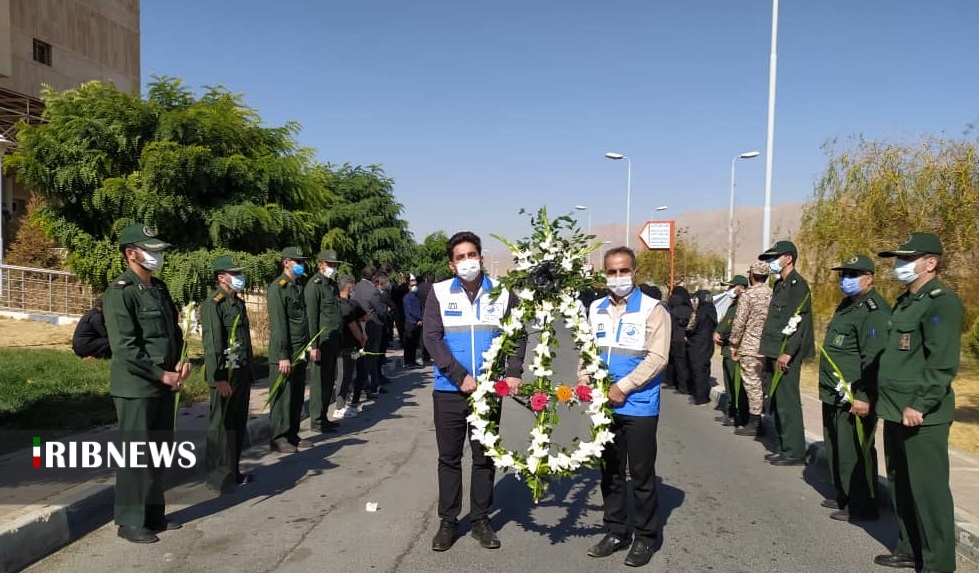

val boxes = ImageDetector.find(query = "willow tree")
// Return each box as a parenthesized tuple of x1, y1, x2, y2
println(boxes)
(7, 77, 411, 303)
(798, 135, 979, 340)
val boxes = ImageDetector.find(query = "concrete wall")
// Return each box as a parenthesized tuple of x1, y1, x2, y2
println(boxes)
(0, 0, 140, 96)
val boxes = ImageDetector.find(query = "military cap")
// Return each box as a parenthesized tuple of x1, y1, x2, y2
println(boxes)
(878, 232, 943, 258)
(722, 275, 749, 287)
(118, 223, 171, 250)
(212, 254, 245, 273)
(749, 261, 770, 276)
(831, 254, 875, 274)
(280, 246, 308, 260)
(316, 249, 342, 263)
(758, 240, 797, 261)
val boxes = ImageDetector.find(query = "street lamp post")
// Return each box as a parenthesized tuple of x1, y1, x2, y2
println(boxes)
(650, 204, 667, 221)
(604, 152, 631, 248)
(762, 0, 780, 252)
(728, 151, 761, 280)
(0, 134, 12, 302)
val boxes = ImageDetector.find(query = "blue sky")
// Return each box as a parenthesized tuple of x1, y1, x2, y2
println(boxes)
(141, 1, 979, 255)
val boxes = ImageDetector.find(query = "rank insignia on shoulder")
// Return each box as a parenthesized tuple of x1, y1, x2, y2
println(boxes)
(213, 293, 226, 303)
(313, 277, 322, 284)
(929, 288, 944, 298)
(113, 279, 132, 288)
(278, 279, 288, 287)
(866, 298, 878, 310)
(791, 279, 797, 285)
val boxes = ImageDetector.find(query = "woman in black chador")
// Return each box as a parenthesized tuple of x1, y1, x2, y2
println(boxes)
(665, 286, 693, 394)
(687, 290, 717, 404)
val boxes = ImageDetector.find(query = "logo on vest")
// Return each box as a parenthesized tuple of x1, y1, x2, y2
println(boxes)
(621, 323, 642, 344)
(447, 302, 458, 310)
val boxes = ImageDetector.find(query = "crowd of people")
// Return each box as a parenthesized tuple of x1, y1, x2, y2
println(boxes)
(98, 222, 962, 572)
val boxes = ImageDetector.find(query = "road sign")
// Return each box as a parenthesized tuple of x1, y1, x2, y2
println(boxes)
(639, 220, 674, 250)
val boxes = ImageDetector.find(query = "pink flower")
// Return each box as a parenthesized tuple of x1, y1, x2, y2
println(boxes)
(530, 392, 549, 412)
(493, 379, 510, 397)
(574, 384, 593, 403)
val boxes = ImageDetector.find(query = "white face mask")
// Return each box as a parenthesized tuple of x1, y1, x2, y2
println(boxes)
(139, 249, 163, 271)
(893, 258, 919, 285)
(228, 274, 247, 292)
(454, 258, 481, 282)
(607, 276, 634, 297)
(322, 266, 336, 279)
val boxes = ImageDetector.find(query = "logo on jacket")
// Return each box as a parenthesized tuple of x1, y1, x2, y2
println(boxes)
(621, 323, 641, 344)
(448, 302, 458, 310)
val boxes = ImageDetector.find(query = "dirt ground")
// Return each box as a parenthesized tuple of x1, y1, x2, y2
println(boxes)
(0, 316, 75, 349)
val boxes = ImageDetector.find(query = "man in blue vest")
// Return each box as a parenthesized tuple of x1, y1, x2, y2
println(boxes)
(423, 231, 527, 552)
(582, 246, 671, 568)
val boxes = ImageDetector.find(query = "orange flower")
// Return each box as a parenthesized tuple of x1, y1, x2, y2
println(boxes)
(555, 385, 573, 403)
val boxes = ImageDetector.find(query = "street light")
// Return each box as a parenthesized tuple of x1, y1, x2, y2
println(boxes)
(604, 152, 632, 249)
(762, 0, 780, 252)
(650, 204, 667, 221)
(728, 150, 761, 280)
(574, 204, 592, 236)
(0, 134, 12, 302)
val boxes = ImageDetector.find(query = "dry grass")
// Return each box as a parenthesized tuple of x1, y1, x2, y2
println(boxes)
(0, 316, 75, 349)
(800, 359, 979, 456)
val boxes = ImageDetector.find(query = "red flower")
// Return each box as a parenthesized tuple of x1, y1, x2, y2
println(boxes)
(494, 379, 510, 397)
(530, 392, 549, 412)
(574, 384, 593, 402)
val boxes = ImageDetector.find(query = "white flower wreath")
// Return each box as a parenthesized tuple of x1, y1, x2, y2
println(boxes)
(466, 208, 614, 503)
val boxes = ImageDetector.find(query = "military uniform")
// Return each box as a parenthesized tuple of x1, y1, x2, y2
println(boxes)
(305, 250, 343, 432)
(715, 275, 749, 426)
(729, 262, 772, 437)
(876, 233, 962, 573)
(102, 225, 181, 534)
(202, 255, 254, 493)
(818, 255, 890, 519)
(267, 247, 311, 448)
(758, 241, 814, 462)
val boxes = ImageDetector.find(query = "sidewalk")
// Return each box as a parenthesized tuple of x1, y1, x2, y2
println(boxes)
(706, 357, 979, 565)
(0, 356, 403, 573)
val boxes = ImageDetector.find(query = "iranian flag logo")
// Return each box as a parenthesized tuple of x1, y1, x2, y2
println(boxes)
(33, 437, 41, 468)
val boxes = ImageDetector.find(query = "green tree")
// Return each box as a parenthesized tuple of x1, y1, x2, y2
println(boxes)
(409, 231, 453, 282)
(798, 135, 979, 342)
(636, 227, 725, 291)
(6, 77, 411, 303)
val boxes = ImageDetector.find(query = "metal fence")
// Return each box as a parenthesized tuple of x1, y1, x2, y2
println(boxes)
(0, 263, 96, 317)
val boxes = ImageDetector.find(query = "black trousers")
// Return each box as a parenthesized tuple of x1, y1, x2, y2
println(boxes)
(73, 338, 111, 359)
(309, 340, 340, 428)
(113, 394, 174, 527)
(667, 341, 690, 393)
(206, 373, 252, 489)
(601, 413, 660, 542)
(336, 348, 363, 407)
(403, 325, 421, 365)
(687, 337, 713, 403)
(357, 322, 384, 392)
(433, 391, 499, 523)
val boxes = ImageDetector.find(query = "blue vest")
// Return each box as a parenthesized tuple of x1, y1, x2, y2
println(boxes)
(589, 288, 663, 417)
(432, 274, 511, 392)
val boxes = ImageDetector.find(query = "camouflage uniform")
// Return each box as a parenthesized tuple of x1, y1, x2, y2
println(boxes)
(729, 273, 772, 416)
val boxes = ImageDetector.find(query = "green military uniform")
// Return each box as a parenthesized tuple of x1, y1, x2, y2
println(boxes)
(202, 255, 254, 493)
(818, 255, 890, 518)
(877, 233, 962, 573)
(758, 241, 815, 462)
(715, 275, 749, 426)
(305, 250, 344, 432)
(267, 247, 310, 447)
(102, 224, 181, 530)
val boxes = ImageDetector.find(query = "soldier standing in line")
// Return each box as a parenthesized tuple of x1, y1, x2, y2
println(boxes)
(103, 224, 189, 543)
(818, 255, 890, 522)
(729, 262, 772, 438)
(757, 240, 815, 466)
(267, 247, 311, 453)
(202, 255, 255, 494)
(713, 275, 749, 427)
(305, 250, 344, 433)
(873, 233, 962, 573)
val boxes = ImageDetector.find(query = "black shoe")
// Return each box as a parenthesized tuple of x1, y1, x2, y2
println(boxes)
(271, 440, 298, 453)
(763, 452, 782, 462)
(470, 518, 500, 549)
(297, 439, 314, 449)
(624, 538, 655, 567)
(431, 520, 457, 552)
(587, 534, 628, 558)
(118, 525, 159, 544)
(236, 473, 253, 486)
(316, 420, 341, 432)
(831, 509, 878, 522)
(821, 498, 841, 509)
(146, 519, 182, 532)
(873, 553, 915, 568)
(721, 416, 737, 427)
(734, 414, 761, 436)
(770, 456, 806, 467)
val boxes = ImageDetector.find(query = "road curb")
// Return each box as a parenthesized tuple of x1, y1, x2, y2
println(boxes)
(708, 385, 979, 565)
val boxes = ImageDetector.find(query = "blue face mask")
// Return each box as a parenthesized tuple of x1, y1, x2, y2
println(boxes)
(768, 258, 782, 274)
(839, 276, 862, 297)
(292, 263, 305, 276)
(229, 274, 247, 292)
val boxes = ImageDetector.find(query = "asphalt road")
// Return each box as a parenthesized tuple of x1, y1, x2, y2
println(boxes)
(25, 330, 979, 573)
